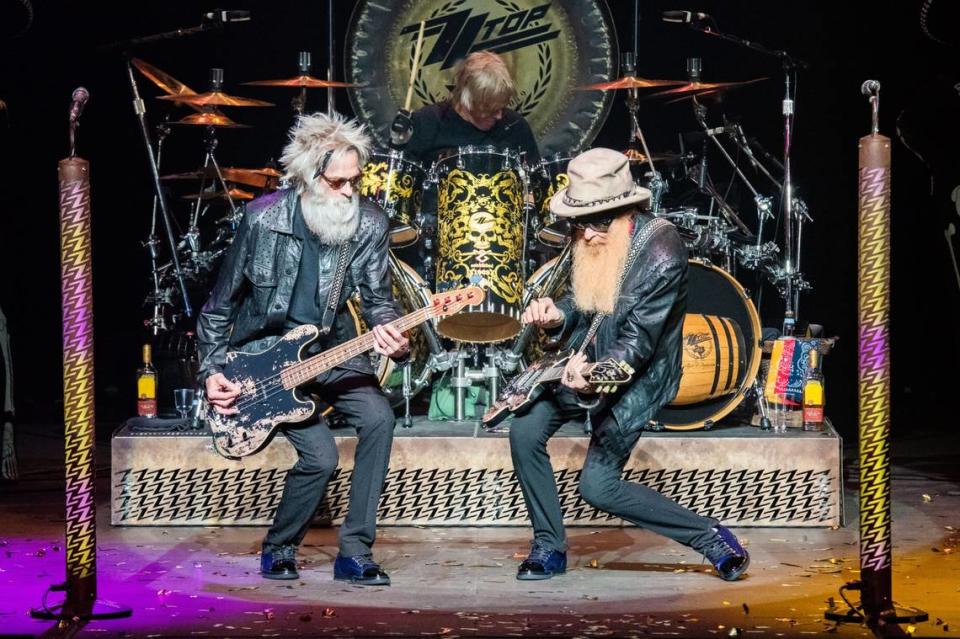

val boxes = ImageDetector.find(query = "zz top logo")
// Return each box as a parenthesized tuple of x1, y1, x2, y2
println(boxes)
(400, 3, 559, 70)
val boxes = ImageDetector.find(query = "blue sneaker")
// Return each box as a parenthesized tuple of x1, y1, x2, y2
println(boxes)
(260, 544, 298, 580)
(700, 526, 750, 581)
(333, 554, 390, 586)
(516, 543, 567, 581)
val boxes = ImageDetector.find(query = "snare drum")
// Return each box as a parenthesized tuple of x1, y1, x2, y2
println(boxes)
(433, 146, 527, 343)
(531, 152, 574, 247)
(359, 149, 425, 247)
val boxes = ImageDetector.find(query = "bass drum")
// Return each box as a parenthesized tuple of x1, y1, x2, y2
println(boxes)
(654, 259, 761, 430)
(347, 258, 432, 406)
(520, 257, 761, 430)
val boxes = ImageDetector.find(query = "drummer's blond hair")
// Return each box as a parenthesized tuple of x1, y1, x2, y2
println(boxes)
(280, 112, 371, 190)
(450, 51, 517, 114)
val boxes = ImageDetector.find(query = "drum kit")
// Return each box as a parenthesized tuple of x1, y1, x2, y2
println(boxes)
(133, 41, 811, 432)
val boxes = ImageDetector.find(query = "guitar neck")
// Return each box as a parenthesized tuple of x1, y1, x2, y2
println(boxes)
(282, 307, 432, 388)
(538, 361, 597, 384)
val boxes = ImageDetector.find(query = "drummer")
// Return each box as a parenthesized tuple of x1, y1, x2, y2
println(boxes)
(391, 50, 541, 166)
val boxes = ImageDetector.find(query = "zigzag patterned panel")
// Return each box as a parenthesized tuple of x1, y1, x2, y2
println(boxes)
(113, 438, 839, 527)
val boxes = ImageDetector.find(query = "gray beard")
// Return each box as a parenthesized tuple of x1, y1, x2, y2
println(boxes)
(300, 190, 360, 244)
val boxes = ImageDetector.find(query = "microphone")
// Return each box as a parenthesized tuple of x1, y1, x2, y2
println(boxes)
(662, 10, 711, 24)
(203, 9, 252, 23)
(69, 87, 89, 123)
(861, 79, 880, 96)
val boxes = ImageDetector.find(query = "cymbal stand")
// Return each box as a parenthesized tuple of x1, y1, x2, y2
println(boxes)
(188, 70, 240, 230)
(326, 0, 336, 115)
(123, 56, 193, 319)
(145, 118, 174, 333)
(622, 52, 665, 212)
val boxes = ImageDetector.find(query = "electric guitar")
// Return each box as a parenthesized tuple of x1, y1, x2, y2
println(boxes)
(482, 350, 635, 427)
(206, 286, 484, 459)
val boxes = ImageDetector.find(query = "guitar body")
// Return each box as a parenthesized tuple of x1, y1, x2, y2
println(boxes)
(483, 351, 572, 427)
(207, 325, 320, 459)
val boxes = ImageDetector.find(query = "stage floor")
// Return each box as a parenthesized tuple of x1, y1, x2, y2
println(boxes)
(1, 421, 958, 638)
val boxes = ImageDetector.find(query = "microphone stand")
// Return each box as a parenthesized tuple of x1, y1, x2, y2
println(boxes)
(683, 20, 810, 332)
(326, 0, 336, 115)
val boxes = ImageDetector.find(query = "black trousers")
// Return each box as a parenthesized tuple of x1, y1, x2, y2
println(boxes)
(264, 368, 395, 557)
(508, 386, 718, 553)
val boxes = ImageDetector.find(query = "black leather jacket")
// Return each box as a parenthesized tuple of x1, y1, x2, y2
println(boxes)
(552, 212, 688, 432)
(196, 188, 402, 382)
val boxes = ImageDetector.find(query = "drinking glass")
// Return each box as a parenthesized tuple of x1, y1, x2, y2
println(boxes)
(174, 388, 196, 420)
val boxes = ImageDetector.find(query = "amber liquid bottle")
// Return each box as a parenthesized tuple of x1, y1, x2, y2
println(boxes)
(802, 348, 825, 431)
(136, 344, 158, 418)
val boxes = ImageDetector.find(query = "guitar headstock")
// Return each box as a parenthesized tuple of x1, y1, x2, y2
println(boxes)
(587, 359, 635, 394)
(430, 286, 486, 318)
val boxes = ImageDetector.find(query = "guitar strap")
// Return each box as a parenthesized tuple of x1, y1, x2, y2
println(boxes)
(319, 240, 352, 335)
(575, 216, 673, 356)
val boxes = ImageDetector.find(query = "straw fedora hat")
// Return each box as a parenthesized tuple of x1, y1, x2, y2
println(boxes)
(550, 147, 652, 218)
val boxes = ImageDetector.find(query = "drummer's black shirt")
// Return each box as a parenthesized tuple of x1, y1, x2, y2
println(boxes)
(400, 101, 541, 166)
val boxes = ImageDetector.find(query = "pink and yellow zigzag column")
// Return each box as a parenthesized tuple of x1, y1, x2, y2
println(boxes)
(857, 133, 893, 616)
(59, 157, 98, 616)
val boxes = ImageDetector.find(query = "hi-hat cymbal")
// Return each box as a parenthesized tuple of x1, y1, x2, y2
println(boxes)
(158, 91, 274, 107)
(181, 187, 255, 202)
(243, 74, 357, 88)
(646, 77, 768, 101)
(579, 75, 686, 91)
(171, 112, 250, 128)
(162, 166, 279, 189)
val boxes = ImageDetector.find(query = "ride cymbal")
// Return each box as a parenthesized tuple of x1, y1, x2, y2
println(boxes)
(158, 91, 274, 107)
(243, 74, 357, 88)
(624, 148, 686, 164)
(132, 58, 197, 99)
(579, 75, 686, 91)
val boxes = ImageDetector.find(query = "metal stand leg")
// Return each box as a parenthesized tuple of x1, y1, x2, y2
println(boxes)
(452, 350, 470, 422)
(401, 361, 414, 428)
(484, 350, 499, 411)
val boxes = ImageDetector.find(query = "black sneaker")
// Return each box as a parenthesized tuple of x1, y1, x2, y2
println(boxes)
(260, 545, 298, 580)
(700, 526, 750, 581)
(516, 543, 567, 581)
(333, 554, 390, 586)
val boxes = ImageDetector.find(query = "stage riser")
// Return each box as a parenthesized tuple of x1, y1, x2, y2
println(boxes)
(111, 424, 842, 528)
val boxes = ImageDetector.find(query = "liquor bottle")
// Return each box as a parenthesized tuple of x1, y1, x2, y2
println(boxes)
(802, 347, 825, 431)
(136, 344, 158, 418)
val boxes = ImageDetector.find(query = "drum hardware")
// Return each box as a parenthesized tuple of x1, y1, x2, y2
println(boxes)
(670, 15, 811, 334)
(446, 346, 505, 423)
(124, 56, 193, 322)
(179, 187, 255, 202)
(243, 51, 358, 117)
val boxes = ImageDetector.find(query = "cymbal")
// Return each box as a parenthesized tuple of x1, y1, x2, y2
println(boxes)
(158, 91, 274, 107)
(624, 148, 685, 164)
(171, 112, 250, 128)
(132, 58, 197, 99)
(163, 166, 279, 189)
(646, 78, 768, 101)
(243, 74, 357, 89)
(181, 187, 255, 202)
(579, 75, 686, 91)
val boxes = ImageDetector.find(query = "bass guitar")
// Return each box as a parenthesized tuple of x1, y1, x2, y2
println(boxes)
(207, 286, 484, 458)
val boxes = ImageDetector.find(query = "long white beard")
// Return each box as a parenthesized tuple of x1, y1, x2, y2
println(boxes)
(300, 189, 360, 244)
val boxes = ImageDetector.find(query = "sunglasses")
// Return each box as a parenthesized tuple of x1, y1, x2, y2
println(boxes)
(317, 173, 362, 190)
(570, 217, 616, 233)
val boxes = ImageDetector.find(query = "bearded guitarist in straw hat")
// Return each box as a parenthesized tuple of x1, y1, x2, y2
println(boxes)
(508, 147, 750, 582)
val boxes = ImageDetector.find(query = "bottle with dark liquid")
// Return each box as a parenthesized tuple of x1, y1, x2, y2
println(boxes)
(136, 344, 158, 418)
(802, 348, 825, 431)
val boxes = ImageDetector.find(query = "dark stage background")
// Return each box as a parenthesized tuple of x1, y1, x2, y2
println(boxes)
(1, 1, 957, 441)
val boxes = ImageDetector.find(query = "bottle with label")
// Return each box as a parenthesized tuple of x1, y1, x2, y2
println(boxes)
(802, 347, 825, 431)
(137, 344, 158, 418)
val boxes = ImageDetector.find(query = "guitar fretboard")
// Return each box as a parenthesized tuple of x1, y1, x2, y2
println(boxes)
(280, 306, 433, 388)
